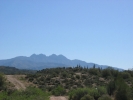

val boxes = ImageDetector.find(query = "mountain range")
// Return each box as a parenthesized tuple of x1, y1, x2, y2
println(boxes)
(0, 54, 123, 70)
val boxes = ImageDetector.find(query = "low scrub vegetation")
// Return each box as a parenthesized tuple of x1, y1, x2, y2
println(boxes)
(0, 86, 50, 100)
(0, 65, 133, 100)
(26, 65, 133, 100)
(0, 66, 36, 75)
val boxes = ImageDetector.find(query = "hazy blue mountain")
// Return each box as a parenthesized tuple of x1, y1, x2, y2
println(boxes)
(0, 66, 36, 74)
(0, 54, 123, 70)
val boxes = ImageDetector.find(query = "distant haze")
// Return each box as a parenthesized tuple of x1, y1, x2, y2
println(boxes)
(0, 54, 123, 71)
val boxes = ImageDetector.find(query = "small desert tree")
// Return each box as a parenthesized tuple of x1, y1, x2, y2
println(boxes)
(0, 73, 5, 90)
(52, 85, 65, 96)
(114, 75, 131, 100)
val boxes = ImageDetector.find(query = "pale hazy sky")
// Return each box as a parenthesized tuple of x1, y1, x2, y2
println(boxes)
(0, 0, 133, 69)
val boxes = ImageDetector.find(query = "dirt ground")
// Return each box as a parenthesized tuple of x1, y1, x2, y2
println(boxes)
(5, 75, 31, 90)
(50, 96, 68, 100)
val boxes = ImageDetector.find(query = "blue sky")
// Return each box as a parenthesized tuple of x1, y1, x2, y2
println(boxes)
(0, 0, 133, 69)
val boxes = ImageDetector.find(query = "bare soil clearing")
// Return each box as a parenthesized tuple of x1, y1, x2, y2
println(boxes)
(50, 96, 68, 100)
(6, 75, 32, 90)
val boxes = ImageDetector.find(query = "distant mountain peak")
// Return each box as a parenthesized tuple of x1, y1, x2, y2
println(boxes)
(49, 54, 57, 57)
(58, 54, 65, 57)
(30, 54, 37, 57)
(0, 53, 124, 71)
(38, 54, 46, 57)
(30, 54, 46, 57)
(58, 54, 67, 59)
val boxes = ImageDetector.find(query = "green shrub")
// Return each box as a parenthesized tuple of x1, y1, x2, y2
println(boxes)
(69, 87, 106, 100)
(114, 75, 131, 100)
(81, 94, 94, 100)
(69, 88, 88, 100)
(98, 95, 112, 100)
(52, 85, 65, 96)
(0, 73, 6, 90)
(0, 91, 8, 99)
(121, 72, 131, 79)
(102, 69, 111, 78)
(97, 86, 107, 95)
(107, 80, 116, 96)
(62, 72, 68, 78)
(88, 68, 99, 75)
(0, 87, 50, 100)
(76, 75, 80, 79)
(88, 88, 100, 100)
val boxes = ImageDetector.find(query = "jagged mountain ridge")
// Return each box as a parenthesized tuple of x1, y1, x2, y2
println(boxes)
(0, 54, 122, 70)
